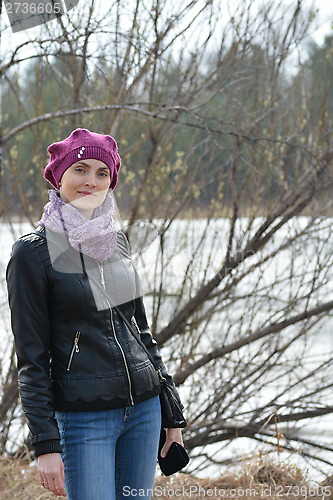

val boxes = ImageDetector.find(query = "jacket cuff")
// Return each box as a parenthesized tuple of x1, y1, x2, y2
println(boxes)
(34, 439, 63, 457)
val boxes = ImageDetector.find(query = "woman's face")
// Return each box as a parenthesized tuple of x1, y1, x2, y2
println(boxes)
(59, 159, 111, 218)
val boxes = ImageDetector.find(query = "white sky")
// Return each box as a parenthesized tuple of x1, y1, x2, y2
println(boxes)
(1, 0, 332, 61)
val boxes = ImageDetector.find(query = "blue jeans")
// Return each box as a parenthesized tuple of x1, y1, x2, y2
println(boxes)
(55, 396, 161, 500)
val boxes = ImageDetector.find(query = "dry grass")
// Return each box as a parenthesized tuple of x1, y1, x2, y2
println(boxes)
(0, 454, 332, 500)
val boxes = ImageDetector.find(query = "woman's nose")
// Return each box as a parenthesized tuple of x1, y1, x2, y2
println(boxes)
(85, 175, 96, 187)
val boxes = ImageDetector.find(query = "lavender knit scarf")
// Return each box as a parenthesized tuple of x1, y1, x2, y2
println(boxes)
(39, 190, 117, 261)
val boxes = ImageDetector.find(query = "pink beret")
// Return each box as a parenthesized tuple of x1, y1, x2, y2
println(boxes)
(44, 128, 121, 190)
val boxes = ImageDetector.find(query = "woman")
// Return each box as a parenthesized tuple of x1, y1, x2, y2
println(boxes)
(6, 128, 184, 499)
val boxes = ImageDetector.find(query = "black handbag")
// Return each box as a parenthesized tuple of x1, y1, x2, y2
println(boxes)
(157, 368, 187, 428)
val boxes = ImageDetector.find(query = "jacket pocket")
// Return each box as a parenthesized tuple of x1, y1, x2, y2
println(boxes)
(66, 331, 81, 371)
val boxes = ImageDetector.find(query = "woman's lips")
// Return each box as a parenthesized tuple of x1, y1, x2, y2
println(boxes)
(78, 191, 95, 196)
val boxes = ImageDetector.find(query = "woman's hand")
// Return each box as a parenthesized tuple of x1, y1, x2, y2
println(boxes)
(160, 427, 184, 458)
(37, 453, 67, 497)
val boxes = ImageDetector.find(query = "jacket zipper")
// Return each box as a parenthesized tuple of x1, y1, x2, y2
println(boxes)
(97, 262, 134, 406)
(67, 330, 81, 371)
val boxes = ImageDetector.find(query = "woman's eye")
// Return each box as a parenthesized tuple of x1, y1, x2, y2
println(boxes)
(98, 172, 108, 177)
(75, 167, 85, 173)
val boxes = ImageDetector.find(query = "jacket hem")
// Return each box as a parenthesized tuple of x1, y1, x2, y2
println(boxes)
(54, 387, 161, 412)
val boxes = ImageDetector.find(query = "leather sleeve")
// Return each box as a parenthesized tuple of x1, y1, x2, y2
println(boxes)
(6, 237, 62, 452)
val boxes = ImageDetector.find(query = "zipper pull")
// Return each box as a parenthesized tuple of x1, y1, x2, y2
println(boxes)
(98, 262, 106, 289)
(67, 331, 81, 371)
(74, 331, 80, 352)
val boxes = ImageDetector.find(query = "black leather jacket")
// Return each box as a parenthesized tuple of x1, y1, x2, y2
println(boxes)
(6, 227, 179, 457)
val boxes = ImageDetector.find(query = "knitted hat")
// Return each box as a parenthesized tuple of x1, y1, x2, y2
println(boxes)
(44, 128, 121, 190)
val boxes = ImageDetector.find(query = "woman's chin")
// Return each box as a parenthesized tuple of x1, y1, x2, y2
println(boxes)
(70, 197, 104, 212)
